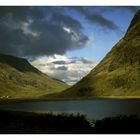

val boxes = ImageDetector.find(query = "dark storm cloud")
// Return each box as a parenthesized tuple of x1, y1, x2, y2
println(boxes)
(126, 6, 140, 13)
(69, 6, 87, 16)
(0, 7, 28, 21)
(70, 6, 140, 14)
(87, 13, 119, 30)
(111, 6, 140, 13)
(0, 6, 89, 57)
(53, 13, 83, 31)
(70, 6, 120, 31)
(70, 6, 140, 32)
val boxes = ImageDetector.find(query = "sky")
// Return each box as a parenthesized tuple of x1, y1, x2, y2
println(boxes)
(0, 6, 140, 85)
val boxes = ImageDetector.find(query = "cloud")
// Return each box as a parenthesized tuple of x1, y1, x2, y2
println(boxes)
(0, 6, 139, 58)
(30, 54, 97, 85)
(86, 13, 120, 31)
(56, 66, 68, 71)
(70, 6, 120, 31)
(53, 13, 83, 31)
(0, 7, 89, 57)
(80, 57, 94, 64)
(70, 6, 140, 32)
(126, 6, 140, 13)
(110, 6, 140, 13)
(52, 60, 68, 64)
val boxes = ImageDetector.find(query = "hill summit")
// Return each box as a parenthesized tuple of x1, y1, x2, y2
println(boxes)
(57, 10, 140, 98)
(0, 54, 41, 74)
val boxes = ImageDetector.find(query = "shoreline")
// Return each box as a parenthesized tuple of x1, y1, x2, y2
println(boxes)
(0, 96, 140, 104)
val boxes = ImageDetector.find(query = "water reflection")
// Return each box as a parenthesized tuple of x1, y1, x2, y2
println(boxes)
(0, 99, 140, 119)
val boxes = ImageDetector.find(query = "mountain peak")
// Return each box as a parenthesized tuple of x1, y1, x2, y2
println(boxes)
(127, 9, 140, 32)
(130, 10, 140, 25)
(0, 53, 41, 74)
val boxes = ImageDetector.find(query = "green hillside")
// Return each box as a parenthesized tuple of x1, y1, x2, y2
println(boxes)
(50, 10, 140, 99)
(0, 54, 68, 99)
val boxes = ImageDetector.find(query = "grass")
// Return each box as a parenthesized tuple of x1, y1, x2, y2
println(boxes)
(0, 54, 69, 99)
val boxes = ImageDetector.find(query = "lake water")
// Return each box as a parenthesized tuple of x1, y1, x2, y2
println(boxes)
(0, 99, 140, 119)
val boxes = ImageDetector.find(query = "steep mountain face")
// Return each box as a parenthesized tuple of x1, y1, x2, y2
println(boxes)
(0, 54, 68, 99)
(57, 10, 140, 98)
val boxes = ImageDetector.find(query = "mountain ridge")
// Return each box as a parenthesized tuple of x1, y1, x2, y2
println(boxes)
(50, 10, 140, 98)
(0, 54, 68, 99)
(0, 54, 41, 74)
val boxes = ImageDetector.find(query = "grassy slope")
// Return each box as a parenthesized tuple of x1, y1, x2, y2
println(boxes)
(0, 54, 68, 99)
(47, 10, 140, 99)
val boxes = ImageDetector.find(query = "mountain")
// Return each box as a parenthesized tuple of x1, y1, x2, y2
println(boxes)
(51, 10, 140, 99)
(0, 54, 68, 99)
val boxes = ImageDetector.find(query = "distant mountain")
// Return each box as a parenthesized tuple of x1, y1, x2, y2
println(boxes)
(0, 54, 68, 99)
(53, 10, 140, 98)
